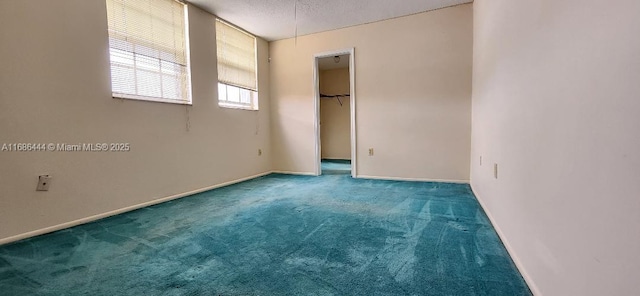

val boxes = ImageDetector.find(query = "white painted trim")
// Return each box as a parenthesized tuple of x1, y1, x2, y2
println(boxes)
(271, 170, 317, 176)
(358, 175, 469, 184)
(313, 48, 357, 178)
(112, 94, 192, 105)
(349, 49, 357, 178)
(471, 184, 541, 296)
(0, 171, 272, 246)
(313, 57, 321, 176)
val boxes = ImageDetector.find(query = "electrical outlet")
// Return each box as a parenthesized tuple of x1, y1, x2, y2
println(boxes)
(368, 148, 374, 156)
(258, 149, 262, 156)
(493, 164, 498, 179)
(37, 175, 52, 191)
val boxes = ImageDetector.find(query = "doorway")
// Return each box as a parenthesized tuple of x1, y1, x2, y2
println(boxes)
(313, 48, 356, 177)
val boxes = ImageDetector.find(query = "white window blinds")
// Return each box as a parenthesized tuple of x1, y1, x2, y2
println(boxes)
(106, 0, 191, 104)
(216, 19, 257, 91)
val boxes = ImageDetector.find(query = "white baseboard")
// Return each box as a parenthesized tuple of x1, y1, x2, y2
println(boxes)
(271, 170, 318, 176)
(471, 184, 541, 296)
(0, 171, 272, 246)
(1, 171, 539, 296)
(357, 174, 469, 184)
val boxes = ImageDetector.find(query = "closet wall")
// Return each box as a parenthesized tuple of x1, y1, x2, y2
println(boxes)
(320, 68, 351, 160)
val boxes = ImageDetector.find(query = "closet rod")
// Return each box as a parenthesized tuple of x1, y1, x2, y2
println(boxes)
(320, 94, 350, 106)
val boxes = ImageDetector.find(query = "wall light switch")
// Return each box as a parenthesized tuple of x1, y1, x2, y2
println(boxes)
(368, 148, 374, 156)
(493, 164, 498, 179)
(258, 149, 262, 156)
(37, 175, 52, 191)
(480, 156, 483, 166)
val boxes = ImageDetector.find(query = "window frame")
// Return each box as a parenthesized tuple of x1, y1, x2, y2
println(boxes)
(215, 19, 259, 110)
(217, 83, 259, 110)
(106, 0, 193, 105)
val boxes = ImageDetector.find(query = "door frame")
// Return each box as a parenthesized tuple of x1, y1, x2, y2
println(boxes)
(313, 48, 356, 177)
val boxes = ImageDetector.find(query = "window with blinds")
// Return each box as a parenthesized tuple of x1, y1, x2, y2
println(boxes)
(216, 19, 258, 110)
(106, 0, 191, 104)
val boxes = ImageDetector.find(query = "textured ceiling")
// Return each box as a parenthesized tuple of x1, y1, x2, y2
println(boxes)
(188, 0, 473, 41)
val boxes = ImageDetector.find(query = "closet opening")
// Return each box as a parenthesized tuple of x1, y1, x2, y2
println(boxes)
(313, 48, 356, 177)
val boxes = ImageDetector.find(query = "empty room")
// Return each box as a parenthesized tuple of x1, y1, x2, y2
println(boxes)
(0, 0, 638, 295)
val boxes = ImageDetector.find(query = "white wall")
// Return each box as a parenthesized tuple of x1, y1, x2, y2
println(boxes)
(320, 68, 351, 160)
(471, 0, 640, 295)
(270, 4, 472, 181)
(0, 0, 271, 242)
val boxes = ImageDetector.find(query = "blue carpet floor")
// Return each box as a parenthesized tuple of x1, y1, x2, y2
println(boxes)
(0, 174, 531, 295)
(321, 159, 351, 175)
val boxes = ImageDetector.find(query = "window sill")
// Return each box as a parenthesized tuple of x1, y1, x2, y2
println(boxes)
(112, 94, 192, 105)
(218, 103, 258, 111)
